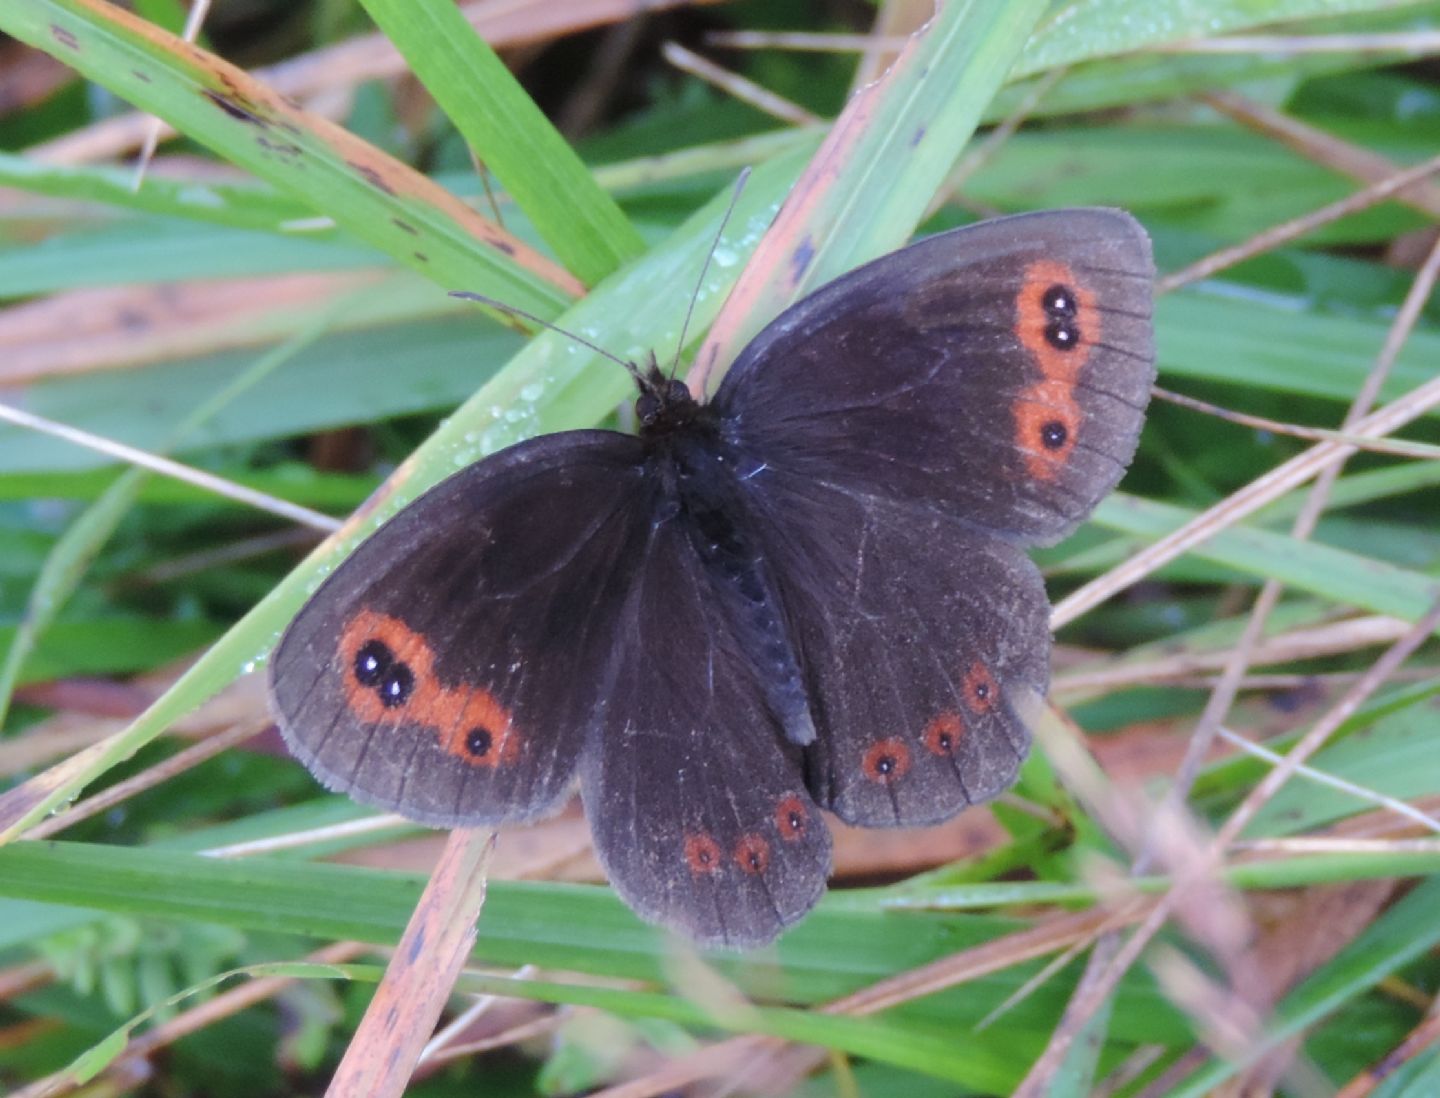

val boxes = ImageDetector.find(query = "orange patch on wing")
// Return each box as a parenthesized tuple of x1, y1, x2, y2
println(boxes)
(437, 690, 521, 769)
(338, 610, 440, 722)
(924, 711, 964, 756)
(963, 662, 999, 715)
(1011, 260, 1099, 481)
(775, 794, 810, 842)
(734, 834, 771, 875)
(862, 738, 912, 783)
(338, 609, 519, 766)
(1013, 378, 1081, 479)
(684, 832, 723, 875)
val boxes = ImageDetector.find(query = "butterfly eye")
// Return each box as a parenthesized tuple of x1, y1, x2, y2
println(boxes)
(666, 379, 690, 403)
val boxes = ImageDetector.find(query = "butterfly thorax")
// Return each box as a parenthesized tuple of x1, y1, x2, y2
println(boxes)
(637, 385, 818, 749)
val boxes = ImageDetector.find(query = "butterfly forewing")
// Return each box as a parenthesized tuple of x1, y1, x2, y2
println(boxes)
(713, 208, 1155, 546)
(270, 433, 650, 827)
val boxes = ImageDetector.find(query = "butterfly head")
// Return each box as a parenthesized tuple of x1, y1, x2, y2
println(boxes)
(634, 354, 700, 436)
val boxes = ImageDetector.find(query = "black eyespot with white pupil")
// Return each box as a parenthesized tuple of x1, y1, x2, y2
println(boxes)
(465, 727, 492, 757)
(1041, 282, 1080, 351)
(353, 640, 391, 686)
(352, 639, 415, 708)
(378, 663, 415, 708)
(1042, 283, 1077, 317)
(1041, 420, 1069, 450)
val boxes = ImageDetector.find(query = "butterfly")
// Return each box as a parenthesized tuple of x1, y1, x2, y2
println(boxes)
(269, 207, 1155, 949)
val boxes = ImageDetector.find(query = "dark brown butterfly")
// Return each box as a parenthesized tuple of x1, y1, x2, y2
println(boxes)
(269, 208, 1155, 948)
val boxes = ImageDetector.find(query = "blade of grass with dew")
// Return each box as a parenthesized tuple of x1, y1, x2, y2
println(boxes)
(0, 0, 582, 317)
(359, 0, 644, 285)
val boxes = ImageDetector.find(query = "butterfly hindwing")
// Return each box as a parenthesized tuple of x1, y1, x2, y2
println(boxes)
(740, 473, 1050, 826)
(580, 514, 832, 949)
(270, 432, 651, 828)
(713, 208, 1155, 546)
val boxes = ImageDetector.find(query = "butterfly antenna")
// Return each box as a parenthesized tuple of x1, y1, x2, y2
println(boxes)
(449, 291, 641, 381)
(668, 166, 751, 380)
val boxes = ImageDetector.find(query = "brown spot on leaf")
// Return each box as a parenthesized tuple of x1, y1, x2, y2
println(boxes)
(203, 89, 265, 126)
(349, 161, 397, 196)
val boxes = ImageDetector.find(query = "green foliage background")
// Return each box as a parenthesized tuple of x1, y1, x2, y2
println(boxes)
(0, 0, 1438, 1094)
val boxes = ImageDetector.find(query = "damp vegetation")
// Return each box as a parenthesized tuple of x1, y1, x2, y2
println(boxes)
(1, 0, 1440, 1095)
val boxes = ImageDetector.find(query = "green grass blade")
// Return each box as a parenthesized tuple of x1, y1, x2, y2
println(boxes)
(1093, 493, 1440, 626)
(0, 0, 581, 318)
(359, 0, 644, 284)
